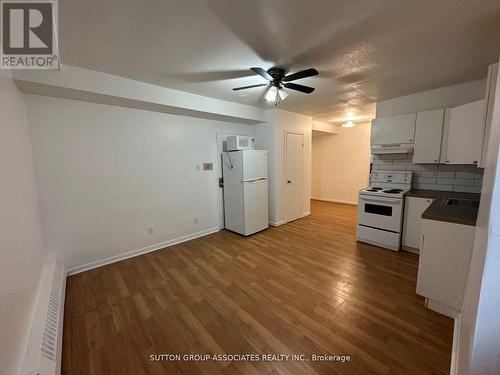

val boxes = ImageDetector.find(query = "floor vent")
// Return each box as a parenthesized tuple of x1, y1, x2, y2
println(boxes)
(22, 256, 66, 375)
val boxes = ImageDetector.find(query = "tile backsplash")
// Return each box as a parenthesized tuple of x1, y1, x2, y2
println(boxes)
(371, 154, 483, 193)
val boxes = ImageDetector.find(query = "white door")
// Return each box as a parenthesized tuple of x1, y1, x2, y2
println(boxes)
(445, 99, 486, 165)
(284, 132, 304, 223)
(413, 109, 444, 164)
(216, 132, 248, 229)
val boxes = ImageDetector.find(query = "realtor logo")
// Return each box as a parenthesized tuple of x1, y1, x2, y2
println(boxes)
(1, 1, 59, 69)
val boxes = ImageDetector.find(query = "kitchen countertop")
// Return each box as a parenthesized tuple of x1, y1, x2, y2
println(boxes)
(406, 189, 480, 226)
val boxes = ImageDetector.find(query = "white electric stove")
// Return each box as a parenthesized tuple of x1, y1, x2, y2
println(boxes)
(356, 171, 412, 251)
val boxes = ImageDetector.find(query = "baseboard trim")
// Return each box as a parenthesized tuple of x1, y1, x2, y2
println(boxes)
(311, 197, 358, 205)
(269, 220, 285, 227)
(425, 298, 459, 318)
(67, 227, 220, 275)
(270, 212, 310, 227)
(401, 245, 420, 254)
(450, 314, 461, 375)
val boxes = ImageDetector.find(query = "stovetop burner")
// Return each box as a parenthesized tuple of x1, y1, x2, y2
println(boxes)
(361, 171, 412, 199)
(383, 189, 403, 194)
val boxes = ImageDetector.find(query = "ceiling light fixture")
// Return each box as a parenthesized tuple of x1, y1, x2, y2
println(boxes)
(278, 87, 289, 101)
(342, 121, 355, 128)
(265, 85, 289, 105)
(265, 85, 278, 103)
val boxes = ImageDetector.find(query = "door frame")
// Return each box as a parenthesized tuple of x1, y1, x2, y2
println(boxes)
(215, 131, 249, 229)
(283, 130, 304, 224)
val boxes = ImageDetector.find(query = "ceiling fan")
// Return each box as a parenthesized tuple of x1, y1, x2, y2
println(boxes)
(233, 67, 319, 105)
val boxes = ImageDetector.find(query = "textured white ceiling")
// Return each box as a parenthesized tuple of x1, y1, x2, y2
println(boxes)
(58, 0, 500, 125)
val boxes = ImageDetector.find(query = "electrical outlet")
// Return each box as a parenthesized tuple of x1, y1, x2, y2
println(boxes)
(193, 216, 199, 224)
(148, 227, 154, 235)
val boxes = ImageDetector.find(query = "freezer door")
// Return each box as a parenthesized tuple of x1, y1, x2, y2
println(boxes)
(243, 179, 269, 235)
(222, 151, 243, 180)
(242, 150, 268, 181)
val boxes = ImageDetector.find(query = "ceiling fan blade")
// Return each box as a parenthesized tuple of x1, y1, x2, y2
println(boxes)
(284, 82, 315, 94)
(232, 83, 268, 91)
(283, 68, 319, 82)
(250, 67, 273, 81)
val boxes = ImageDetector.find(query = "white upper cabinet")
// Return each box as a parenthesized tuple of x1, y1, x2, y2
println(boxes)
(442, 99, 486, 165)
(371, 113, 416, 145)
(412, 109, 445, 164)
(480, 63, 498, 168)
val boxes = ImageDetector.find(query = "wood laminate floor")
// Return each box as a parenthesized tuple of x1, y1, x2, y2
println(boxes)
(63, 200, 453, 375)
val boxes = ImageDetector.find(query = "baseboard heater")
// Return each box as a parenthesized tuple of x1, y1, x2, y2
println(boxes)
(22, 256, 66, 375)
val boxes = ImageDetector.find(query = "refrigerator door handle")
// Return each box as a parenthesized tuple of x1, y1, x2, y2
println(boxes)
(242, 178, 267, 183)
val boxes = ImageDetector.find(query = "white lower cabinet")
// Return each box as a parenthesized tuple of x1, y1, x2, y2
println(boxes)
(416, 219, 475, 318)
(402, 197, 434, 252)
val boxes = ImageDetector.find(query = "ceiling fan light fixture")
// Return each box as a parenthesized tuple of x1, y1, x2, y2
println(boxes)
(233, 66, 318, 103)
(278, 87, 289, 101)
(342, 121, 355, 128)
(265, 85, 278, 103)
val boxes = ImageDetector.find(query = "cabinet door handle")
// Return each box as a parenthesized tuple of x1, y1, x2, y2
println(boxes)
(473, 160, 478, 164)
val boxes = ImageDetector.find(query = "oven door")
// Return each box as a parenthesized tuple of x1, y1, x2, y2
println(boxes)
(357, 194, 403, 232)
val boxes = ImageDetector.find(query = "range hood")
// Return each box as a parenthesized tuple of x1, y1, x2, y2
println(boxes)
(371, 113, 416, 155)
(371, 143, 414, 154)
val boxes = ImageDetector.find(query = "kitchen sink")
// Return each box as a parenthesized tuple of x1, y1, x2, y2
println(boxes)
(444, 198, 480, 208)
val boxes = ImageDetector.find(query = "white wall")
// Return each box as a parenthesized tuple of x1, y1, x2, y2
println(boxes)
(469, 148, 500, 374)
(458, 56, 500, 374)
(254, 117, 277, 221)
(14, 65, 267, 124)
(25, 95, 254, 272)
(376, 79, 486, 118)
(312, 123, 371, 204)
(312, 121, 339, 134)
(0, 72, 47, 374)
(255, 109, 312, 224)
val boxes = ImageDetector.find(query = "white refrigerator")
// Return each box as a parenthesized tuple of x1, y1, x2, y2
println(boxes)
(222, 150, 269, 236)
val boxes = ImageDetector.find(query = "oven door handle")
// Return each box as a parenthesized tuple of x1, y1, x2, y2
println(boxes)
(361, 197, 402, 205)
